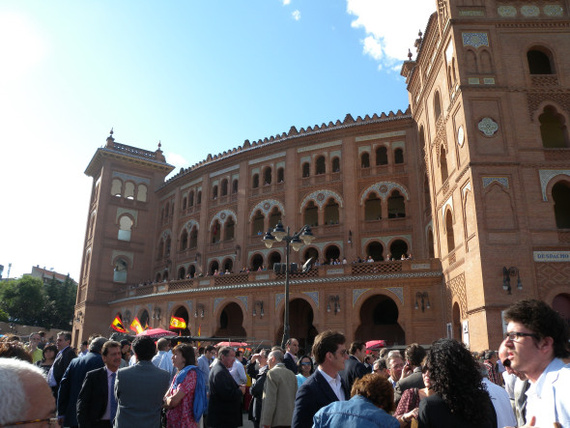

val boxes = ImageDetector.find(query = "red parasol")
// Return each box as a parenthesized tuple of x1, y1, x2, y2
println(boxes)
(136, 328, 177, 338)
(365, 340, 386, 350)
(215, 341, 248, 348)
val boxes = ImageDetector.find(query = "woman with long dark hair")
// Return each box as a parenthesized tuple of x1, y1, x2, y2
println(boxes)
(36, 344, 57, 376)
(296, 355, 314, 388)
(417, 338, 497, 428)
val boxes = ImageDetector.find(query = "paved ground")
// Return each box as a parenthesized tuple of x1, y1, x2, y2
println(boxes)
(242, 412, 254, 427)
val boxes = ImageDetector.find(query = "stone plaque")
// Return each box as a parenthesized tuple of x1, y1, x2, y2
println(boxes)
(533, 251, 570, 262)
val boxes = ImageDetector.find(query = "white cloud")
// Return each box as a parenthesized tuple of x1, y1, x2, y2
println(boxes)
(282, 0, 291, 5)
(165, 152, 189, 170)
(292, 10, 301, 21)
(346, 0, 435, 71)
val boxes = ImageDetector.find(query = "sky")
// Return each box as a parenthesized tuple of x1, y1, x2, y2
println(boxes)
(0, 0, 436, 281)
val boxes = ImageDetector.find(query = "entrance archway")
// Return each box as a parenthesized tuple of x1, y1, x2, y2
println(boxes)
(275, 298, 318, 354)
(214, 302, 246, 338)
(354, 294, 405, 345)
(173, 306, 190, 336)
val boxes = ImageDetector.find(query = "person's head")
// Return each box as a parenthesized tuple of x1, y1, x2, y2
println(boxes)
(56, 332, 71, 351)
(131, 336, 156, 361)
(349, 341, 366, 362)
(286, 338, 299, 356)
(483, 350, 497, 364)
(351, 373, 395, 413)
(102, 341, 122, 372)
(0, 358, 56, 427)
(29, 333, 41, 348)
(0, 341, 33, 363)
(268, 350, 284, 369)
(378, 348, 389, 359)
(156, 338, 170, 352)
(120, 340, 131, 355)
(503, 299, 569, 378)
(312, 330, 347, 373)
(420, 357, 432, 389)
(387, 354, 404, 381)
(172, 344, 196, 370)
(42, 344, 57, 362)
(235, 350, 243, 359)
(404, 343, 426, 368)
(218, 346, 236, 369)
(372, 358, 389, 378)
(89, 337, 108, 354)
(205, 345, 216, 359)
(297, 355, 314, 376)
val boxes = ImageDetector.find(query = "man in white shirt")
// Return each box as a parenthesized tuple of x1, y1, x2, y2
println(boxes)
(151, 338, 175, 381)
(230, 350, 247, 385)
(480, 364, 517, 428)
(503, 299, 570, 428)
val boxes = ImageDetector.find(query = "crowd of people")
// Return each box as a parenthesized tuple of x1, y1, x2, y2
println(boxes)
(0, 298, 568, 427)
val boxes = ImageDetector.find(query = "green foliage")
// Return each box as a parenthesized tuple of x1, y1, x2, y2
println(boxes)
(0, 274, 77, 330)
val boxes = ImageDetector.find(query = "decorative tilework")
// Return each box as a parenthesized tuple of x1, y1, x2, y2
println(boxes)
(249, 199, 285, 221)
(459, 10, 485, 16)
(483, 78, 495, 85)
(236, 296, 248, 311)
(300, 190, 344, 212)
(521, 5, 540, 16)
(303, 291, 319, 308)
(482, 177, 509, 189)
(185, 300, 193, 313)
(360, 182, 410, 205)
(214, 298, 225, 313)
(353, 288, 371, 307)
(167, 302, 174, 314)
(386, 287, 404, 304)
(209, 209, 237, 229)
(539, 170, 570, 201)
(498, 6, 517, 17)
(462, 32, 489, 48)
(478, 117, 499, 136)
(183, 219, 199, 232)
(544, 5, 564, 16)
(468, 78, 481, 85)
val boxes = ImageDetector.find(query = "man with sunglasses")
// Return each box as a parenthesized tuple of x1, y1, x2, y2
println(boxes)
(502, 299, 570, 428)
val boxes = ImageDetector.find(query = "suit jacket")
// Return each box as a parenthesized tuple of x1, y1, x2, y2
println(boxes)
(53, 346, 77, 389)
(260, 363, 298, 427)
(248, 365, 268, 424)
(207, 360, 243, 428)
(58, 351, 104, 426)
(284, 352, 298, 374)
(291, 369, 350, 428)
(394, 369, 424, 404)
(339, 355, 368, 393)
(113, 360, 170, 428)
(77, 367, 109, 428)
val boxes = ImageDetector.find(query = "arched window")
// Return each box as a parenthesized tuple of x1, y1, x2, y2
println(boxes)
(303, 247, 319, 264)
(189, 191, 195, 207)
(366, 242, 384, 261)
(364, 192, 382, 221)
(304, 201, 318, 227)
(269, 208, 282, 229)
(528, 49, 554, 74)
(376, 147, 388, 165)
(324, 198, 339, 225)
(196, 191, 202, 205)
(124, 182, 135, 200)
(178, 267, 186, 280)
(434, 91, 442, 121)
(252, 174, 260, 188)
(440, 147, 449, 183)
(302, 163, 310, 178)
(553, 181, 570, 228)
(163, 270, 169, 282)
(212, 185, 218, 199)
(332, 157, 340, 172)
(113, 259, 128, 283)
(252, 210, 264, 235)
(212, 221, 221, 243)
(251, 254, 264, 271)
(157, 239, 164, 259)
(188, 265, 196, 278)
(424, 174, 431, 212)
(315, 156, 326, 175)
(182, 197, 187, 210)
(189, 227, 198, 248)
(155, 272, 162, 282)
(222, 258, 233, 273)
(165, 236, 171, 257)
(137, 184, 147, 202)
(232, 179, 239, 194)
(277, 167, 285, 183)
(263, 167, 272, 185)
(390, 239, 408, 260)
(445, 210, 455, 253)
(209, 260, 220, 275)
(394, 148, 404, 164)
(540, 106, 569, 148)
(165, 202, 170, 219)
(324, 245, 340, 264)
(428, 228, 435, 258)
(388, 190, 406, 218)
(118, 215, 133, 241)
(111, 179, 123, 197)
(180, 229, 189, 250)
(224, 217, 235, 241)
(361, 153, 370, 168)
(269, 251, 281, 269)
(221, 179, 228, 196)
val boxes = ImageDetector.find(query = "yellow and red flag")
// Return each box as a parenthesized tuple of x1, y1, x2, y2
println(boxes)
(197, 324, 201, 337)
(130, 317, 144, 334)
(111, 315, 127, 333)
(169, 316, 187, 330)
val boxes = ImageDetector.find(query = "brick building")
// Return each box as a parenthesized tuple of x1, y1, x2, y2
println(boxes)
(73, 0, 570, 351)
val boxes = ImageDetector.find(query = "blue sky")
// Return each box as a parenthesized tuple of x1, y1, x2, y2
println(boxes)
(0, 0, 435, 280)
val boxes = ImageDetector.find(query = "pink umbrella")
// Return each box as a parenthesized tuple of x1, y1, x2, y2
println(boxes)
(365, 340, 386, 350)
(136, 328, 177, 338)
(215, 341, 249, 348)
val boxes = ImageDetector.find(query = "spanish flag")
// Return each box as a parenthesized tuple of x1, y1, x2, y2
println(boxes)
(111, 315, 127, 333)
(169, 316, 187, 330)
(130, 317, 144, 334)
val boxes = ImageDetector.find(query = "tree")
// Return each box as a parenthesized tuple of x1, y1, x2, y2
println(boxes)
(43, 274, 77, 329)
(0, 276, 46, 326)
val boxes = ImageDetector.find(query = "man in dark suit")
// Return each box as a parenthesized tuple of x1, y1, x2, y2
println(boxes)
(292, 330, 349, 428)
(394, 343, 426, 404)
(49, 331, 77, 397)
(113, 336, 170, 428)
(283, 338, 299, 374)
(207, 346, 245, 428)
(58, 336, 107, 427)
(77, 340, 123, 428)
(339, 341, 368, 392)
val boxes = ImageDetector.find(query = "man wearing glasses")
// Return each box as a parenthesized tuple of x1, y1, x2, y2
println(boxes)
(502, 299, 570, 428)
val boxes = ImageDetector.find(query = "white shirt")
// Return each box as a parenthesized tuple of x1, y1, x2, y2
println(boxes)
(525, 358, 570, 428)
(152, 350, 175, 380)
(318, 367, 345, 401)
(230, 359, 247, 385)
(482, 377, 517, 428)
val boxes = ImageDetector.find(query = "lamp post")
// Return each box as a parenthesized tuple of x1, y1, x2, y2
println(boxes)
(263, 220, 315, 348)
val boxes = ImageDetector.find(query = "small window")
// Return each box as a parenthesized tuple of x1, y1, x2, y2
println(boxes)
(264, 167, 272, 185)
(361, 153, 370, 168)
(212, 185, 218, 199)
(394, 148, 404, 164)
(221, 179, 228, 196)
(252, 174, 260, 188)
(528, 49, 553, 74)
(332, 157, 340, 172)
(277, 168, 285, 183)
(446, 210, 455, 253)
(376, 147, 388, 166)
(136, 184, 147, 202)
(540, 106, 569, 148)
(189, 191, 195, 207)
(302, 163, 310, 178)
(434, 92, 442, 121)
(118, 215, 133, 241)
(315, 156, 326, 175)
(197, 191, 202, 205)
(124, 182, 135, 200)
(111, 179, 123, 197)
(553, 181, 570, 229)
(440, 147, 449, 183)
(232, 179, 239, 193)
(114, 259, 128, 283)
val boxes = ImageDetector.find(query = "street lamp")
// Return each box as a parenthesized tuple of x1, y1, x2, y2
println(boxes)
(263, 220, 315, 348)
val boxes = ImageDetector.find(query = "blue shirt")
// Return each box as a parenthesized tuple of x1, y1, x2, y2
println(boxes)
(313, 395, 400, 428)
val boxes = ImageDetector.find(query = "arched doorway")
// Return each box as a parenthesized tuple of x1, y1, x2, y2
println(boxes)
(214, 302, 246, 338)
(366, 241, 384, 261)
(324, 245, 340, 264)
(354, 294, 405, 345)
(172, 306, 191, 336)
(274, 298, 318, 354)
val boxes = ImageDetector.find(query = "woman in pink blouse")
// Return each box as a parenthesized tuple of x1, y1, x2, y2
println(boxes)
(164, 344, 198, 428)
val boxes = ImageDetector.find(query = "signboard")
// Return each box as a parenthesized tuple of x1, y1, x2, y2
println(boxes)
(533, 251, 570, 262)
(462, 320, 470, 347)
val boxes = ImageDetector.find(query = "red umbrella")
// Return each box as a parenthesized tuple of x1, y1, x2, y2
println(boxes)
(136, 328, 177, 338)
(215, 341, 248, 348)
(365, 340, 386, 350)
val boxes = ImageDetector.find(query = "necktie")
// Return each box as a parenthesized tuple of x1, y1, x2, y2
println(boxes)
(110, 372, 118, 421)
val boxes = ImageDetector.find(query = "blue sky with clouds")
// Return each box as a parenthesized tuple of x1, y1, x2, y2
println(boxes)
(0, 0, 435, 279)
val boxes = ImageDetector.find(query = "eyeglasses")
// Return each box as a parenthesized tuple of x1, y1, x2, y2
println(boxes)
(301, 362, 312, 366)
(0, 417, 59, 427)
(504, 331, 539, 342)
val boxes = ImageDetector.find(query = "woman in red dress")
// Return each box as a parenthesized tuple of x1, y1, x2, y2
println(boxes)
(164, 344, 198, 428)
